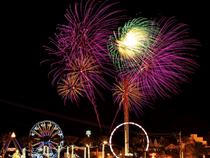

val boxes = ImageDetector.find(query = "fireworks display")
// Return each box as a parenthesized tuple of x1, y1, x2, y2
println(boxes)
(109, 76, 150, 129)
(57, 74, 85, 104)
(43, 0, 199, 129)
(108, 16, 199, 102)
(43, 0, 124, 129)
(112, 77, 146, 115)
(108, 17, 155, 74)
(44, 0, 123, 84)
(57, 54, 108, 105)
(134, 17, 199, 100)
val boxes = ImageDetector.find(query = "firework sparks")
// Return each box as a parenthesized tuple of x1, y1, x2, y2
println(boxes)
(116, 28, 148, 58)
(56, 54, 109, 129)
(57, 74, 85, 105)
(108, 17, 155, 74)
(108, 16, 199, 101)
(63, 55, 109, 103)
(108, 16, 199, 154)
(109, 76, 149, 132)
(112, 77, 146, 115)
(43, 0, 124, 129)
(43, 0, 124, 85)
(134, 17, 200, 99)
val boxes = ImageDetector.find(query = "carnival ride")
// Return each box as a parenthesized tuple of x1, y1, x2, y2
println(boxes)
(109, 122, 149, 158)
(29, 120, 64, 158)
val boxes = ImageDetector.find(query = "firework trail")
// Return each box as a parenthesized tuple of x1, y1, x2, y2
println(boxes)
(112, 77, 146, 115)
(110, 76, 149, 130)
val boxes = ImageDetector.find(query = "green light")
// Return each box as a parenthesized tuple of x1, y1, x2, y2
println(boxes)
(86, 130, 91, 136)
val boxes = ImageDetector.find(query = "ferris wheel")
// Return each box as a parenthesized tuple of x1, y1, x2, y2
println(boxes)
(29, 120, 64, 158)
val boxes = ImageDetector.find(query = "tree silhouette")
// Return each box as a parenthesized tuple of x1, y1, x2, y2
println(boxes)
(0, 133, 10, 158)
(185, 140, 207, 158)
(64, 135, 78, 146)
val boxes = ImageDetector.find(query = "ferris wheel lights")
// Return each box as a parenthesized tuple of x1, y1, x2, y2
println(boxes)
(29, 120, 64, 158)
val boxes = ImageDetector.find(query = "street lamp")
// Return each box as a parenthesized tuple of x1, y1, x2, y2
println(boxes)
(102, 141, 108, 158)
(149, 153, 157, 158)
(86, 144, 90, 158)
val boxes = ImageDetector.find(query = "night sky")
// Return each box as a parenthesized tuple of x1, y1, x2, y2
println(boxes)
(1, 0, 209, 142)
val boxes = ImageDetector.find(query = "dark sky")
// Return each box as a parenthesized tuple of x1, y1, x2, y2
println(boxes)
(1, 0, 209, 141)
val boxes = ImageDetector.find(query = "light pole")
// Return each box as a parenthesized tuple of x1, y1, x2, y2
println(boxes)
(86, 144, 90, 158)
(58, 145, 61, 158)
(67, 146, 70, 158)
(47, 146, 49, 158)
(84, 147, 86, 158)
(71, 145, 74, 158)
(21, 148, 26, 158)
(86, 130, 91, 158)
(102, 141, 108, 158)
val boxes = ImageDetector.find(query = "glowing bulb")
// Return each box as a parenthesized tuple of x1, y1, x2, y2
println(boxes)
(116, 28, 147, 58)
(11, 132, 16, 138)
(149, 153, 157, 158)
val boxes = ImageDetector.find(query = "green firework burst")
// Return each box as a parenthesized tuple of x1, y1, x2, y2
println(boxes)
(107, 17, 157, 74)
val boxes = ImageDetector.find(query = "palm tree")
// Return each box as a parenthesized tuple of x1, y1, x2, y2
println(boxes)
(159, 137, 170, 153)
(64, 135, 78, 146)
(18, 136, 31, 148)
(182, 136, 191, 145)
(79, 136, 94, 147)
(28, 135, 39, 158)
(185, 140, 207, 158)
(96, 135, 109, 158)
(79, 136, 95, 158)
(159, 137, 170, 148)
(52, 136, 64, 158)
(64, 135, 78, 158)
(97, 135, 109, 144)
(18, 136, 31, 158)
(181, 136, 192, 157)
(0, 133, 10, 158)
(129, 137, 140, 156)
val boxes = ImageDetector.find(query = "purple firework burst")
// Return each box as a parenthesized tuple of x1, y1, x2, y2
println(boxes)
(42, 0, 124, 129)
(131, 17, 200, 100)
(43, 0, 123, 85)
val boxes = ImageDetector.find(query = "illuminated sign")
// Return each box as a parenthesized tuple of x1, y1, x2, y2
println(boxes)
(86, 130, 91, 137)
(7, 148, 16, 152)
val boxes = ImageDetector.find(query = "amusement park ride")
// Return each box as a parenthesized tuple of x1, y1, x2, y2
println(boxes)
(29, 120, 64, 158)
(1, 132, 22, 158)
(1, 120, 150, 158)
